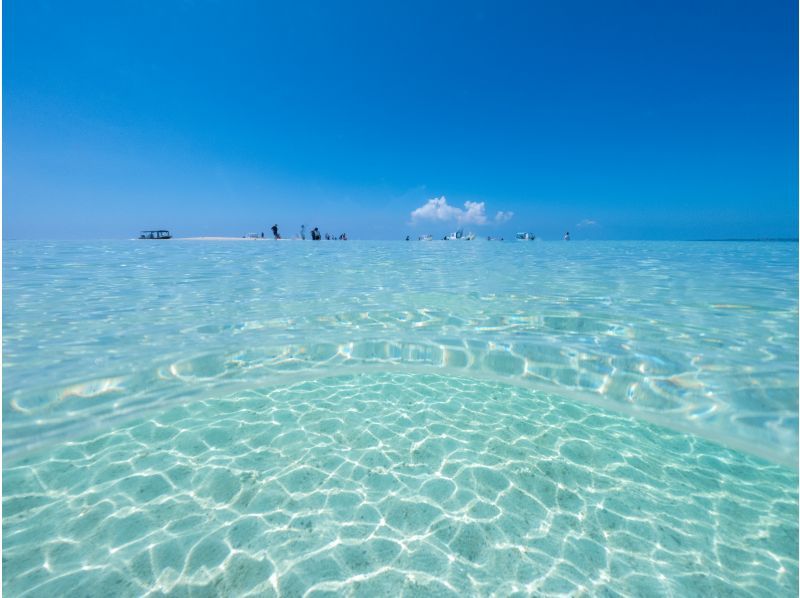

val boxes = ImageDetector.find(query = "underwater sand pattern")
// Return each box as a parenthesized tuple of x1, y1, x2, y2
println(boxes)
(4, 374, 797, 597)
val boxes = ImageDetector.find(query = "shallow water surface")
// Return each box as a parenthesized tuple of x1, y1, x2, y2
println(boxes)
(3, 240, 798, 595)
(5, 374, 798, 596)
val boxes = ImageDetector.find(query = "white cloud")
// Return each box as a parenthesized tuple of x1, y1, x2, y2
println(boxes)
(411, 196, 508, 226)
(410, 197, 462, 223)
(577, 219, 598, 227)
(495, 210, 514, 223)
(462, 201, 488, 225)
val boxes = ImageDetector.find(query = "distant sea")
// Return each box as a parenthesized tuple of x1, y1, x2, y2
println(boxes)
(694, 238, 798, 242)
(4, 240, 798, 596)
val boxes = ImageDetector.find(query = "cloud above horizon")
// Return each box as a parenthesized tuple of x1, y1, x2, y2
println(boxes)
(495, 210, 514, 224)
(410, 196, 512, 226)
(577, 218, 598, 227)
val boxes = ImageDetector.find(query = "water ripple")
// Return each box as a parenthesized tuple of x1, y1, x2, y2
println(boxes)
(4, 373, 797, 596)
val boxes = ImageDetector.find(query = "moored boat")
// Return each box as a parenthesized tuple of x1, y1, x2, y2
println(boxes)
(138, 230, 172, 239)
(444, 229, 475, 240)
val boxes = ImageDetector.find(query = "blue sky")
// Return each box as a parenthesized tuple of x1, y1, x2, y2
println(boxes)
(4, 0, 797, 239)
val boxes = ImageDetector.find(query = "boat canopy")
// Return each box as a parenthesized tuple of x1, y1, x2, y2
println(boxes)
(139, 230, 172, 239)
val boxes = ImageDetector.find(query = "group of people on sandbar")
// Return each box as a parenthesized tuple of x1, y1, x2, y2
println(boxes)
(304, 225, 346, 240)
(266, 224, 347, 241)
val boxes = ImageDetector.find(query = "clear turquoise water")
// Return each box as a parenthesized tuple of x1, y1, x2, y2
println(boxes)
(3, 240, 798, 596)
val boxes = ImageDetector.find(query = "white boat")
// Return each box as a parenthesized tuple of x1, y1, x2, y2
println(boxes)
(138, 230, 172, 240)
(515, 232, 536, 241)
(444, 229, 475, 240)
(418, 234, 433, 241)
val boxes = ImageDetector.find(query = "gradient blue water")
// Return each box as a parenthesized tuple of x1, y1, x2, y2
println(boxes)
(3, 240, 798, 596)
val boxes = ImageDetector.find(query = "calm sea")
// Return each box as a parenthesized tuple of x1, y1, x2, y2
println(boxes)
(3, 240, 798, 596)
